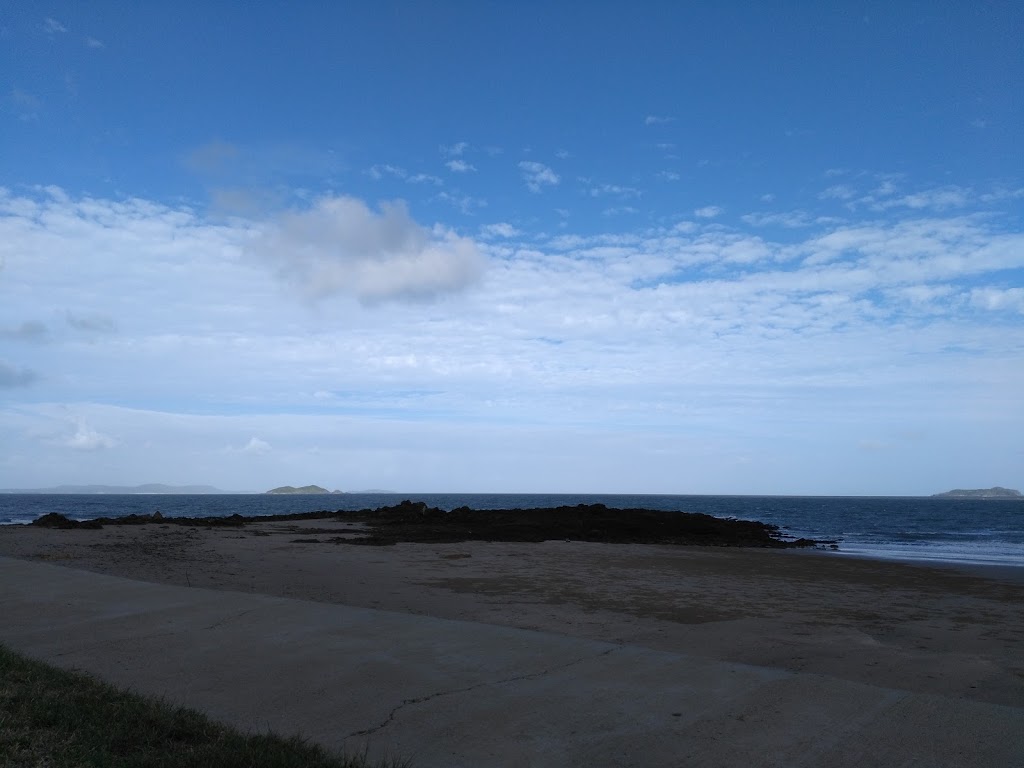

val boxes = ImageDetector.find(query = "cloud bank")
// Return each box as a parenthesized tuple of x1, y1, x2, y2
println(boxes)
(0, 184, 1021, 493)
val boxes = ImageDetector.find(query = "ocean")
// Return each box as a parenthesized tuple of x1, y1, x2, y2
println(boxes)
(0, 493, 1021, 568)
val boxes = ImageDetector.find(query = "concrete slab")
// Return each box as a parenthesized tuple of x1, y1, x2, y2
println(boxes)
(2, 556, 1022, 767)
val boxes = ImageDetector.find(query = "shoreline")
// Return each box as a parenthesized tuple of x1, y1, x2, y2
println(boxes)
(3, 492, 1020, 570)
(9, 517, 1024, 575)
(779, 546, 1024, 585)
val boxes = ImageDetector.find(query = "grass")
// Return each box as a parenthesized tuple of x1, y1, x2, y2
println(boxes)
(0, 643, 405, 768)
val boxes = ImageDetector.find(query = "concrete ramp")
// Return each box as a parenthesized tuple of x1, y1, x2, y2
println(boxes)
(2, 557, 1021, 767)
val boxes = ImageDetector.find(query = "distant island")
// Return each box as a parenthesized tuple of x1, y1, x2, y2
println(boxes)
(932, 487, 1022, 499)
(265, 485, 337, 495)
(0, 484, 227, 495)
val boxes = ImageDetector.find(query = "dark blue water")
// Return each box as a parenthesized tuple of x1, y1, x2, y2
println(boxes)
(1, 493, 1021, 567)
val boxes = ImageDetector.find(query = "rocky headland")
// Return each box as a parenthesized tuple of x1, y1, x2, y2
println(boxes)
(29, 500, 820, 548)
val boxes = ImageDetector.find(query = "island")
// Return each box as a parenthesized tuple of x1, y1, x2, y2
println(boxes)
(265, 485, 333, 495)
(932, 487, 1022, 499)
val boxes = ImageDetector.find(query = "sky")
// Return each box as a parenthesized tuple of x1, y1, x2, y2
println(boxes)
(1, 2, 1022, 495)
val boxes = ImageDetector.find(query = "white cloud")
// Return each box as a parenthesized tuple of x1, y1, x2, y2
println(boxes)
(656, 171, 680, 181)
(64, 419, 116, 451)
(446, 159, 476, 173)
(519, 161, 560, 193)
(250, 195, 484, 303)
(872, 186, 971, 211)
(820, 185, 856, 200)
(43, 17, 67, 34)
(437, 192, 487, 215)
(590, 183, 641, 199)
(979, 187, 1024, 203)
(242, 436, 272, 454)
(644, 115, 674, 125)
(370, 166, 447, 186)
(872, 180, 898, 197)
(741, 210, 816, 228)
(694, 205, 723, 219)
(441, 142, 469, 157)
(970, 287, 1024, 313)
(886, 284, 954, 308)
(85, 36, 104, 49)
(408, 173, 443, 186)
(480, 222, 521, 239)
(366, 164, 406, 180)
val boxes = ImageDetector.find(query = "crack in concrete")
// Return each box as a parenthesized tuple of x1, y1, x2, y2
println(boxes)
(347, 646, 617, 739)
(203, 607, 259, 631)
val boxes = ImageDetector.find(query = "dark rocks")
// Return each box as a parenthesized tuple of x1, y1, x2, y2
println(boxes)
(347, 502, 817, 548)
(30, 513, 102, 530)
(26, 502, 823, 550)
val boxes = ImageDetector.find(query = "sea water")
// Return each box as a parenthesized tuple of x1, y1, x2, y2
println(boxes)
(0, 493, 1021, 568)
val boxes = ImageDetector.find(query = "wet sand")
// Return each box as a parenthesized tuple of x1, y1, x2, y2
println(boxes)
(2, 517, 1022, 708)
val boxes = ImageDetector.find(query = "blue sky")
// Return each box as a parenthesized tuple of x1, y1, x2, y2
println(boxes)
(1, 3, 1021, 493)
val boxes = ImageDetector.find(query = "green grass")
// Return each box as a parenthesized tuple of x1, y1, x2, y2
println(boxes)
(0, 643, 405, 768)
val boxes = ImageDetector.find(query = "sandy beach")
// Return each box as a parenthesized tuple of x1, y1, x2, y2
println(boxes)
(2, 516, 1022, 710)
